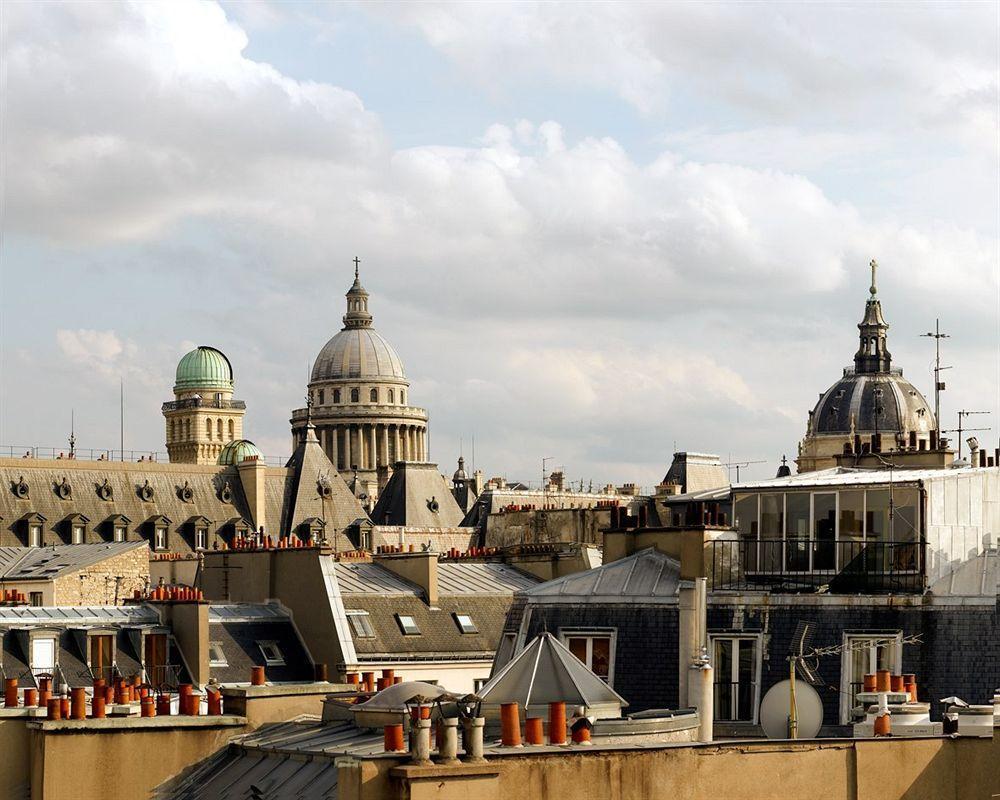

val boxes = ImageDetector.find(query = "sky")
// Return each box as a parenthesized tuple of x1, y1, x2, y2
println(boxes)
(0, 0, 997, 489)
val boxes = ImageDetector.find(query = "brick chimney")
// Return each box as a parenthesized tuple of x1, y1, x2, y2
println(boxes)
(374, 551, 438, 605)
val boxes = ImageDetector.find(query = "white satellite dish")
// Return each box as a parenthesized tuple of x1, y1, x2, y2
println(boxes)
(759, 679, 824, 739)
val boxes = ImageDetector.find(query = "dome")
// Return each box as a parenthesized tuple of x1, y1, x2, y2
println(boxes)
(311, 327, 406, 382)
(175, 346, 234, 391)
(217, 439, 263, 465)
(811, 372, 934, 436)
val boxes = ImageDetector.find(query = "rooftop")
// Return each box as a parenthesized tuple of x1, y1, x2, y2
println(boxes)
(0, 541, 147, 581)
(735, 465, 998, 491)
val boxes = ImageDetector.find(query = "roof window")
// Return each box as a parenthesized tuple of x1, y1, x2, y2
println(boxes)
(346, 610, 375, 638)
(395, 614, 421, 636)
(208, 641, 227, 667)
(257, 640, 285, 666)
(454, 613, 479, 634)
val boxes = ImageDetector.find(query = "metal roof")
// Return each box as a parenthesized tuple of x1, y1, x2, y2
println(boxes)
(734, 465, 998, 491)
(436, 562, 539, 595)
(208, 603, 290, 623)
(333, 562, 420, 595)
(0, 605, 159, 625)
(0, 541, 147, 580)
(477, 631, 627, 709)
(522, 547, 680, 600)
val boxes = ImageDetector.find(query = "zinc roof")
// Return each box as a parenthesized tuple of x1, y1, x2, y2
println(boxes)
(0, 605, 159, 625)
(436, 562, 539, 595)
(734, 465, 998, 491)
(522, 547, 680, 600)
(0, 541, 147, 580)
(333, 562, 420, 595)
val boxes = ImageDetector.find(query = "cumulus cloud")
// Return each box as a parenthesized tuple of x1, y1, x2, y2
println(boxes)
(3, 1, 996, 485)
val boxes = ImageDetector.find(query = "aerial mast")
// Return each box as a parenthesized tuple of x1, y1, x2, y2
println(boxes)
(920, 320, 950, 448)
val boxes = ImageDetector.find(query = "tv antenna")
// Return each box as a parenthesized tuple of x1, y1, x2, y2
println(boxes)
(943, 410, 991, 460)
(724, 458, 766, 482)
(920, 320, 950, 446)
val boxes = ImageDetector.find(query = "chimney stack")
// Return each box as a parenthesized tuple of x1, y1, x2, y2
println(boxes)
(374, 550, 438, 605)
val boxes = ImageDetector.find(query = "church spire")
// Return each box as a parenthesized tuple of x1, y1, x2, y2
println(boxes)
(854, 258, 892, 374)
(343, 256, 373, 329)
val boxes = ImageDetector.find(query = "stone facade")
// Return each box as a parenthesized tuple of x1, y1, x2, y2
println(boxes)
(50, 543, 150, 605)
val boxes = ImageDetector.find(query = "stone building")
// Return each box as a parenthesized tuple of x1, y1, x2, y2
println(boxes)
(290, 266, 429, 503)
(163, 346, 247, 465)
(797, 261, 941, 473)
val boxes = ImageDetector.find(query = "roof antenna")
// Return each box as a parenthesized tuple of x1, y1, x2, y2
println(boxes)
(69, 410, 76, 459)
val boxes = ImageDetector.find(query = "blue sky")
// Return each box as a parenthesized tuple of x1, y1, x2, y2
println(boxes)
(1, 1, 997, 487)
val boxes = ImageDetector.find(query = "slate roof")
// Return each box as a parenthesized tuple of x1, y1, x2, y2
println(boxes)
(279, 425, 366, 536)
(436, 562, 540, 594)
(0, 541, 147, 581)
(207, 604, 314, 684)
(370, 462, 464, 527)
(521, 547, 681, 602)
(156, 719, 382, 800)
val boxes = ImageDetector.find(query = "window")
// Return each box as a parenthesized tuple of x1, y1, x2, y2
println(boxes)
(90, 634, 114, 683)
(346, 611, 375, 638)
(154, 527, 167, 551)
(710, 635, 760, 723)
(29, 592, 42, 607)
(318, 389, 325, 405)
(228, 419, 235, 440)
(400, 390, 405, 404)
(72, 525, 85, 544)
(395, 614, 421, 636)
(388, 389, 394, 404)
(473, 678, 487, 692)
(29, 524, 42, 548)
(333, 389, 341, 404)
(562, 630, 615, 684)
(257, 641, 285, 666)
(370, 388, 378, 403)
(840, 632, 902, 723)
(216, 419, 223, 439)
(350, 388, 360, 403)
(114, 525, 126, 543)
(30, 637, 56, 681)
(144, 633, 168, 686)
(206, 419, 213, 440)
(208, 642, 228, 667)
(785, 493, 809, 571)
(195, 527, 207, 550)
(454, 613, 479, 634)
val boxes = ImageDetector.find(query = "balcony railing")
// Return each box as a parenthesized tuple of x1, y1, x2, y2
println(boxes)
(161, 398, 246, 411)
(707, 538, 925, 593)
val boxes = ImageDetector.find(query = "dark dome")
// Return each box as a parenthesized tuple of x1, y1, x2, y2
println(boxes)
(812, 371, 934, 436)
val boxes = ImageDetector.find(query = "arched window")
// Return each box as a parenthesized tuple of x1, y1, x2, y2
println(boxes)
(185, 419, 191, 438)
(217, 419, 223, 439)
(169, 420, 175, 441)
(206, 419, 213, 440)
(370, 388, 378, 403)
(351, 388, 359, 403)
(388, 388, 394, 404)
(318, 389, 325, 405)
(228, 419, 235, 440)
(400, 390, 405, 405)
(333, 389, 341, 404)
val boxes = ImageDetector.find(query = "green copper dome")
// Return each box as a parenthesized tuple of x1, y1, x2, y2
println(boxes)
(175, 346, 234, 391)
(217, 439, 263, 465)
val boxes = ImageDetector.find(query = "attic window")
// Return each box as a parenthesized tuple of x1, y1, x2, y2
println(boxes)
(346, 610, 375, 638)
(257, 641, 285, 666)
(208, 641, 228, 668)
(454, 613, 478, 634)
(395, 614, 421, 636)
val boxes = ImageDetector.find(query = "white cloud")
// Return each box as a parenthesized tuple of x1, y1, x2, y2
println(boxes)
(3, 1, 997, 486)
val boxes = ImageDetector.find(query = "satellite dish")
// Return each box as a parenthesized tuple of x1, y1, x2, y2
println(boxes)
(759, 679, 824, 739)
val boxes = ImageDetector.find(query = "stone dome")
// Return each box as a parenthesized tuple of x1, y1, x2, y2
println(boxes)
(811, 372, 934, 436)
(175, 346, 234, 391)
(217, 439, 263, 465)
(311, 328, 406, 382)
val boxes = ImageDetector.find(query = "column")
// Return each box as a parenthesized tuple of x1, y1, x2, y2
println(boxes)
(402, 426, 409, 461)
(420, 428, 426, 461)
(381, 425, 389, 468)
(330, 426, 339, 470)
(368, 425, 377, 471)
(319, 428, 326, 456)
(346, 426, 354, 470)
(409, 427, 416, 461)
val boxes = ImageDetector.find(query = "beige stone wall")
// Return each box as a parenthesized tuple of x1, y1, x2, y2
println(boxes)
(485, 507, 612, 548)
(346, 735, 1000, 800)
(50, 543, 150, 605)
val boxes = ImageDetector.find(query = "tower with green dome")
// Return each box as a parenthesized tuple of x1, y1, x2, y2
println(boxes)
(162, 346, 247, 464)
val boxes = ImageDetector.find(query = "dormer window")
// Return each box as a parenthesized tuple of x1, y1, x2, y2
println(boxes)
(155, 527, 167, 551)
(257, 640, 285, 666)
(72, 524, 84, 544)
(395, 614, 420, 636)
(195, 527, 207, 550)
(114, 525, 126, 543)
(29, 523, 42, 547)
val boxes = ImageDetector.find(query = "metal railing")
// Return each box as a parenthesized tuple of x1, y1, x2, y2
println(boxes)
(161, 398, 247, 411)
(707, 538, 925, 593)
(0, 445, 289, 466)
(713, 680, 756, 722)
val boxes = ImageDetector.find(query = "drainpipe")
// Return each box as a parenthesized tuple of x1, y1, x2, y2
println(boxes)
(688, 650, 714, 743)
(678, 577, 707, 710)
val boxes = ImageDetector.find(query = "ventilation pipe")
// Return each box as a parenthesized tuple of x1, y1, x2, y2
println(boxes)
(462, 717, 486, 762)
(437, 718, 460, 763)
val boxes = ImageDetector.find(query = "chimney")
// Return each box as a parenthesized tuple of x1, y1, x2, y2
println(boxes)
(163, 600, 210, 688)
(237, 456, 268, 533)
(967, 438, 979, 468)
(375, 551, 438, 605)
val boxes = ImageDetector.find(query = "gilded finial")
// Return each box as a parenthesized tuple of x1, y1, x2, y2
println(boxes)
(869, 259, 878, 297)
